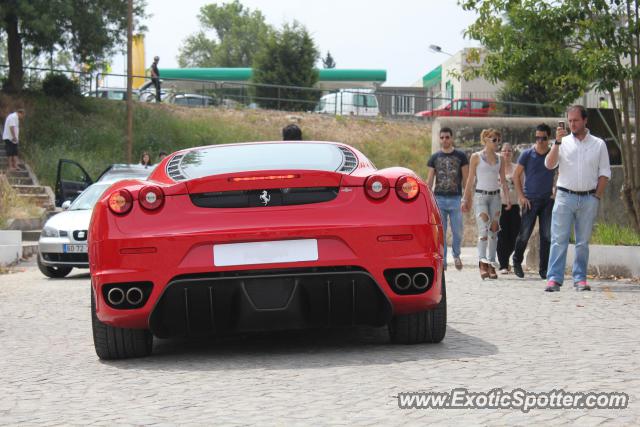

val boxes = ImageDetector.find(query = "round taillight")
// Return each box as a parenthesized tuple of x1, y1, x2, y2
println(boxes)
(396, 176, 420, 201)
(364, 175, 390, 200)
(139, 186, 164, 210)
(108, 189, 133, 215)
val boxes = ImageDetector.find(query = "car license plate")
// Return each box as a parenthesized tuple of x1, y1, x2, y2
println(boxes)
(64, 244, 87, 253)
(214, 239, 318, 267)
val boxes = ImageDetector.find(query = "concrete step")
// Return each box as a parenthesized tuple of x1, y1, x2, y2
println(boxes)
(5, 216, 47, 230)
(18, 193, 54, 209)
(22, 230, 41, 242)
(22, 242, 39, 259)
(13, 185, 47, 195)
(0, 160, 25, 168)
(7, 176, 34, 185)
(4, 169, 29, 178)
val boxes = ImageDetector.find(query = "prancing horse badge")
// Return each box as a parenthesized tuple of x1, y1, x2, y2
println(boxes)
(259, 190, 271, 205)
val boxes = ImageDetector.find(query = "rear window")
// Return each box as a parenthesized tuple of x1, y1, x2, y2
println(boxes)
(353, 94, 378, 108)
(98, 166, 152, 183)
(471, 101, 490, 109)
(174, 143, 351, 180)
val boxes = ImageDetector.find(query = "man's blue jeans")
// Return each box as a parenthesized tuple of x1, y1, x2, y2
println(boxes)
(512, 197, 553, 274)
(435, 195, 463, 263)
(547, 191, 599, 284)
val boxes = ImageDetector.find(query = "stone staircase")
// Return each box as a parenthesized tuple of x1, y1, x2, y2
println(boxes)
(0, 150, 57, 257)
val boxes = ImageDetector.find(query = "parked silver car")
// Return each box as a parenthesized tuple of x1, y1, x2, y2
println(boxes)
(39, 164, 153, 278)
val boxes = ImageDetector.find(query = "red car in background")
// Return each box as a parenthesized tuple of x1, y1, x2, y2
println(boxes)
(89, 141, 446, 359)
(415, 98, 496, 117)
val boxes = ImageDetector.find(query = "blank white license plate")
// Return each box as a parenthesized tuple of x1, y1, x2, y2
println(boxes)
(64, 244, 87, 253)
(213, 239, 318, 267)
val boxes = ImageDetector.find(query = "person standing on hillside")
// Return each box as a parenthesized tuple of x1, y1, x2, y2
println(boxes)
(427, 126, 469, 271)
(151, 56, 161, 103)
(544, 105, 611, 292)
(511, 124, 556, 280)
(3, 109, 25, 171)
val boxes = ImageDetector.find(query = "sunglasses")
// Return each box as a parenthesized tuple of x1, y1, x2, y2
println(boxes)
(487, 137, 500, 143)
(440, 135, 451, 139)
(535, 136, 549, 141)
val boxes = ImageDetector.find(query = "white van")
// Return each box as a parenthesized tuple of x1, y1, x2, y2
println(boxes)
(314, 89, 380, 116)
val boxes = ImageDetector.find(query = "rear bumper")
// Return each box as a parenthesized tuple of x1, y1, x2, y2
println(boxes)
(91, 225, 443, 331)
(149, 268, 393, 338)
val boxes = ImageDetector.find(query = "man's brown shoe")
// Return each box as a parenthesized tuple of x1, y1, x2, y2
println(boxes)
(479, 261, 489, 280)
(454, 257, 463, 270)
(488, 265, 498, 279)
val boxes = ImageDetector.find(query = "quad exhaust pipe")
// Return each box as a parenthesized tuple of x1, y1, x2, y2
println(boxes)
(393, 272, 430, 292)
(394, 273, 412, 290)
(106, 286, 145, 307)
(126, 287, 144, 305)
(107, 288, 125, 306)
(412, 272, 429, 290)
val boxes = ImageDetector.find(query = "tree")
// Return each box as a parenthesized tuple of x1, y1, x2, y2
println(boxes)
(177, 0, 271, 67)
(252, 22, 320, 111)
(0, 0, 147, 93)
(322, 51, 336, 69)
(461, 0, 640, 231)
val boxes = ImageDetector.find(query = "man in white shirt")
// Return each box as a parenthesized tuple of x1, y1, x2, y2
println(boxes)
(544, 105, 611, 292)
(3, 109, 26, 171)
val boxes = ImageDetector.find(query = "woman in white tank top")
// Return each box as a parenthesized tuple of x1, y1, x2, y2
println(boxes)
(461, 129, 511, 280)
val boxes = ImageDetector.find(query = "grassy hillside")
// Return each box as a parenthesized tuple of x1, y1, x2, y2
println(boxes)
(1, 93, 431, 187)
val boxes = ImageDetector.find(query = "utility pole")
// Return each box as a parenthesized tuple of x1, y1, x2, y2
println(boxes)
(126, 0, 133, 163)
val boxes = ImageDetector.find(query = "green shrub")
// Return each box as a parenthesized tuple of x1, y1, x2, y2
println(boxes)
(42, 73, 80, 98)
(591, 223, 640, 246)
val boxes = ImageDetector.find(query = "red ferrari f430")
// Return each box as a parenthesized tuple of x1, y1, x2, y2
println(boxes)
(89, 141, 445, 359)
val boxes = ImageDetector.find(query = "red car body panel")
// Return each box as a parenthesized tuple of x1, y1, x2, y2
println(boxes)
(89, 141, 444, 334)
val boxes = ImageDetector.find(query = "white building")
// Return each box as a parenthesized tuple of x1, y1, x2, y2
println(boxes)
(422, 48, 502, 104)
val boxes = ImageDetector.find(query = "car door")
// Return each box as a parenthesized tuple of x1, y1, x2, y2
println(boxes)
(55, 159, 93, 207)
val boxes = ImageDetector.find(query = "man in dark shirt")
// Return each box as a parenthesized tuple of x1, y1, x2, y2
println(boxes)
(151, 56, 161, 102)
(427, 127, 469, 270)
(511, 123, 556, 279)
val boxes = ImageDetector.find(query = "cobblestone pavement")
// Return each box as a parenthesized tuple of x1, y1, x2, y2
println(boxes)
(1, 250, 639, 426)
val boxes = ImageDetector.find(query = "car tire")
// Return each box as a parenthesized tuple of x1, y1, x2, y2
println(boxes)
(37, 255, 73, 278)
(388, 273, 447, 344)
(91, 288, 153, 360)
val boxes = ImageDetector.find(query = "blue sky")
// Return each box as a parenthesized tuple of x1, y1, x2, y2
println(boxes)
(110, 0, 479, 87)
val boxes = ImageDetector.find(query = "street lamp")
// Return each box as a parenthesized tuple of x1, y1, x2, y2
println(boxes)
(428, 44, 453, 56)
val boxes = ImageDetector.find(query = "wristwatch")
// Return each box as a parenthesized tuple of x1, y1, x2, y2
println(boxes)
(554, 140, 562, 145)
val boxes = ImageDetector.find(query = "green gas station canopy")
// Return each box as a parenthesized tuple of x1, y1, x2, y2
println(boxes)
(158, 68, 386, 89)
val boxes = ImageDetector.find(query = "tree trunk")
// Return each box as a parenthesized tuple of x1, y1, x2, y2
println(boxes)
(4, 11, 23, 93)
(612, 80, 640, 232)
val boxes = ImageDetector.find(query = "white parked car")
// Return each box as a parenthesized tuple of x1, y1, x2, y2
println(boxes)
(314, 89, 379, 116)
(171, 94, 216, 107)
(39, 163, 152, 278)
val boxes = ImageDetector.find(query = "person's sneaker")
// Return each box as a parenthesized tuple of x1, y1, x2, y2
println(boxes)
(454, 257, 463, 271)
(499, 268, 509, 275)
(539, 270, 547, 280)
(545, 280, 561, 292)
(574, 280, 591, 291)
(513, 263, 524, 278)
